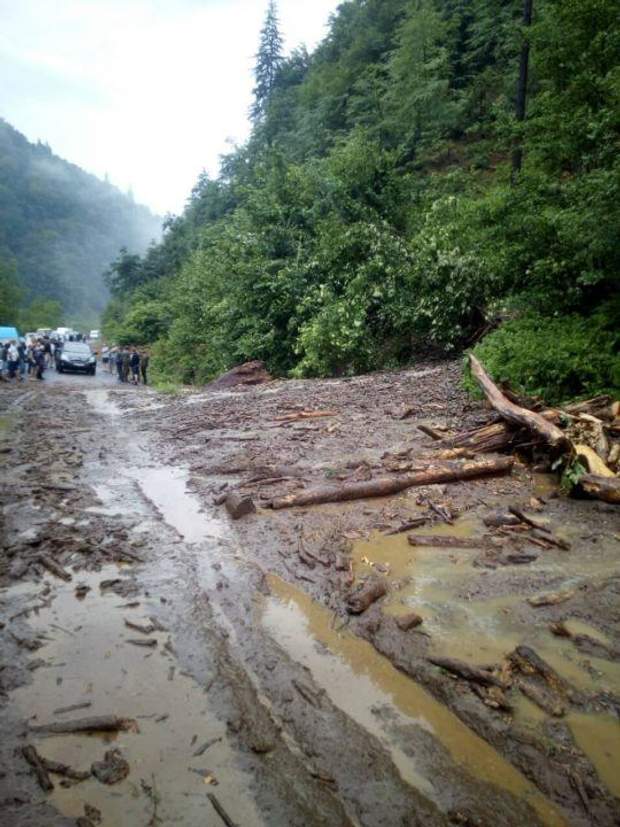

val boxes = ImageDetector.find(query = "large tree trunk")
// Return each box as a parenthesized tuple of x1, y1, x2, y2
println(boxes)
(469, 355, 569, 452)
(269, 456, 514, 510)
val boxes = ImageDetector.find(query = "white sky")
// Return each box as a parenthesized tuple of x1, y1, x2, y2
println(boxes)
(0, 0, 341, 215)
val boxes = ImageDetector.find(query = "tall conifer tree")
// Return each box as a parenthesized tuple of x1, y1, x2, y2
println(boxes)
(251, 1, 284, 122)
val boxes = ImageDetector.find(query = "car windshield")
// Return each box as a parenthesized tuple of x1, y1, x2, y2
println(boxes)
(63, 343, 91, 355)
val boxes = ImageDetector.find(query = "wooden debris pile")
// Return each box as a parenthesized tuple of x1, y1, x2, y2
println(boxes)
(434, 356, 620, 505)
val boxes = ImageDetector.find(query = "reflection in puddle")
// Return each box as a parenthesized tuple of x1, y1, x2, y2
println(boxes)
(11, 568, 264, 826)
(129, 466, 224, 544)
(263, 575, 566, 827)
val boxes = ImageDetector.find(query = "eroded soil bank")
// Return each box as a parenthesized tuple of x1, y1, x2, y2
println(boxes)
(1, 363, 619, 827)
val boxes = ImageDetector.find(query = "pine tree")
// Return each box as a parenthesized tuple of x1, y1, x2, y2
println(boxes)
(251, 1, 284, 122)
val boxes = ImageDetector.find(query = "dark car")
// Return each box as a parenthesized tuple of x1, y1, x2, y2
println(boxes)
(56, 342, 97, 375)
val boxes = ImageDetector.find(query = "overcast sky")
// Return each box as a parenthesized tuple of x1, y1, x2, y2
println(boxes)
(0, 0, 341, 216)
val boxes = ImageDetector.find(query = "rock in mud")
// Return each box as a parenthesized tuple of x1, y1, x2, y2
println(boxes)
(225, 492, 256, 520)
(207, 360, 272, 390)
(91, 749, 130, 785)
(396, 612, 424, 631)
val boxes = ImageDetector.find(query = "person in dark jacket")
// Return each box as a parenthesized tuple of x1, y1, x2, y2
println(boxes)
(115, 348, 124, 383)
(130, 348, 140, 385)
(140, 351, 150, 386)
(121, 348, 131, 383)
(34, 342, 46, 380)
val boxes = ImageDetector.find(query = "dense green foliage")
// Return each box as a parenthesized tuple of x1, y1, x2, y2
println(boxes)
(0, 119, 161, 329)
(105, 0, 620, 396)
(468, 306, 620, 404)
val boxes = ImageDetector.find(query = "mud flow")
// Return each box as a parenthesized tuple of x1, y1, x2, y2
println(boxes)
(1, 366, 619, 827)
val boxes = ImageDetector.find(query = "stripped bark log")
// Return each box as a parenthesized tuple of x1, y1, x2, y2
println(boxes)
(428, 656, 505, 688)
(574, 445, 615, 478)
(469, 355, 569, 452)
(579, 474, 620, 504)
(269, 456, 514, 510)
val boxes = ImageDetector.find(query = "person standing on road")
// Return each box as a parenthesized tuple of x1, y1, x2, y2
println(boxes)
(34, 341, 46, 380)
(17, 339, 27, 381)
(115, 348, 124, 383)
(130, 348, 140, 385)
(121, 347, 131, 384)
(7, 341, 19, 381)
(43, 337, 52, 367)
(0, 342, 8, 379)
(140, 350, 150, 386)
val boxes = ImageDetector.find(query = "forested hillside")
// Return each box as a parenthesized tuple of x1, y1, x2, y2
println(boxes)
(0, 119, 161, 329)
(104, 0, 619, 402)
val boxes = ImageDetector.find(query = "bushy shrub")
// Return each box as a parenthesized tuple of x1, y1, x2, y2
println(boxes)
(467, 307, 620, 404)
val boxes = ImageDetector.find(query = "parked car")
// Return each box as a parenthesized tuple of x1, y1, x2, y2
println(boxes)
(56, 341, 97, 375)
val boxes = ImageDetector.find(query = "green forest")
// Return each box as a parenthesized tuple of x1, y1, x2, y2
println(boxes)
(0, 119, 161, 331)
(104, 0, 619, 403)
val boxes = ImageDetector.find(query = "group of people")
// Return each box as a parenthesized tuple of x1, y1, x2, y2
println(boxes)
(0, 338, 49, 381)
(103, 346, 149, 385)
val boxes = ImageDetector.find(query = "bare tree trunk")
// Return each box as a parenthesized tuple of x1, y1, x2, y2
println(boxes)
(512, 0, 534, 180)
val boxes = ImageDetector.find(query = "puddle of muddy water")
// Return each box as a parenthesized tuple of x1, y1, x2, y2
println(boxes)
(128, 466, 225, 544)
(9, 567, 265, 827)
(351, 523, 620, 687)
(262, 574, 567, 827)
(351, 521, 620, 796)
(568, 712, 620, 798)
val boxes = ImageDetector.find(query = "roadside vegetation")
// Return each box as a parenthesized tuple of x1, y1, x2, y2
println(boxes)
(102, 0, 620, 399)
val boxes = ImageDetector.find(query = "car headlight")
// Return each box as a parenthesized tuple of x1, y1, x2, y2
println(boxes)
(61, 354, 70, 361)
(89, 356, 96, 363)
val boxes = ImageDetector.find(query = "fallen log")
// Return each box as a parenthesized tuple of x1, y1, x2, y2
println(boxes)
(269, 456, 514, 510)
(508, 507, 548, 532)
(428, 656, 505, 688)
(42, 758, 91, 781)
(207, 792, 238, 827)
(417, 424, 445, 441)
(408, 534, 482, 549)
(438, 421, 516, 455)
(37, 554, 72, 582)
(384, 517, 428, 535)
(30, 715, 138, 735)
(22, 745, 54, 792)
(274, 410, 337, 424)
(469, 355, 569, 452)
(579, 474, 620, 504)
(347, 577, 387, 614)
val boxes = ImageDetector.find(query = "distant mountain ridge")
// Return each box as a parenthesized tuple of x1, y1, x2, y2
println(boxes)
(0, 118, 162, 324)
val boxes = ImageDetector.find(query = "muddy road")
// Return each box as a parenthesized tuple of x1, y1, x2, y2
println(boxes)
(1, 365, 619, 827)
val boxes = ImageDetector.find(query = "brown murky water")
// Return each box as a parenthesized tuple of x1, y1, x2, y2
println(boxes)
(350, 519, 620, 795)
(12, 567, 265, 826)
(263, 574, 567, 827)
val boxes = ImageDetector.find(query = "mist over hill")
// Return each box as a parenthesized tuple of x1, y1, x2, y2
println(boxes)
(0, 118, 162, 327)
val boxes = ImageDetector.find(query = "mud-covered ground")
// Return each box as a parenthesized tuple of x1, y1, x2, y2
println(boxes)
(1, 363, 619, 827)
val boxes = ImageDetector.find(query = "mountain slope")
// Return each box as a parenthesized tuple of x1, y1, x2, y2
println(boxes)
(0, 119, 162, 325)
